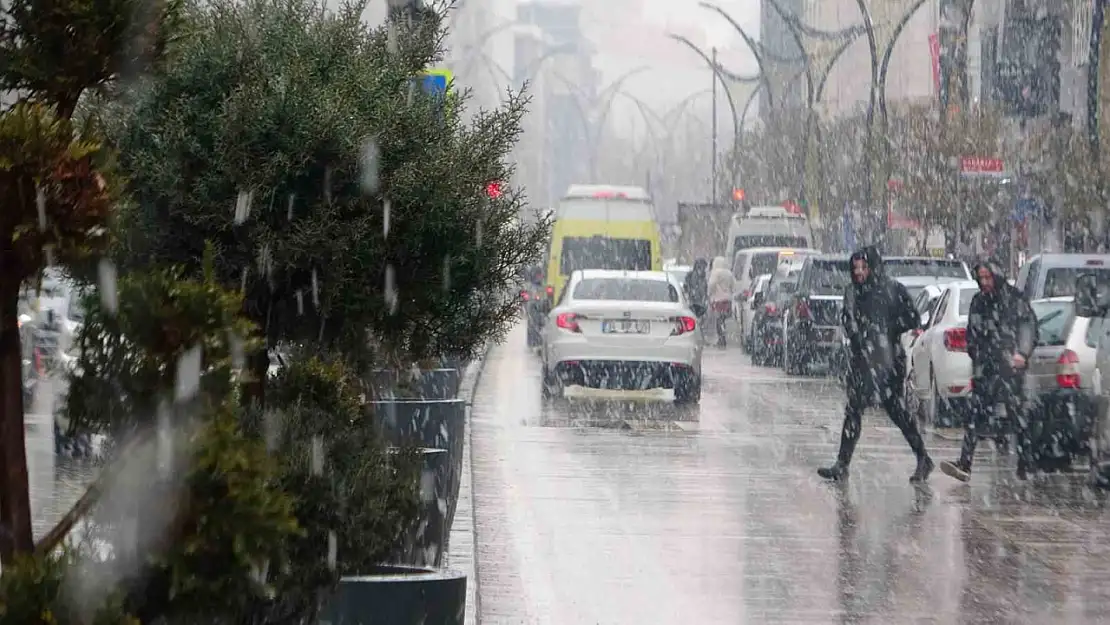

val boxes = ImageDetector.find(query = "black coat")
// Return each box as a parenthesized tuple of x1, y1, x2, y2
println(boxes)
(683, 262, 709, 310)
(967, 263, 1037, 379)
(841, 247, 920, 393)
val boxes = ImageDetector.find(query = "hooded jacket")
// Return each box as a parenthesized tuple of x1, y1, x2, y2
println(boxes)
(683, 258, 709, 309)
(966, 261, 1037, 377)
(841, 246, 920, 384)
(707, 256, 736, 303)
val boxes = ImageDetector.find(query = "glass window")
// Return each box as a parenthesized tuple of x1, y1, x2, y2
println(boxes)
(806, 259, 851, 295)
(1042, 267, 1110, 298)
(883, 259, 968, 279)
(957, 288, 978, 316)
(572, 278, 679, 302)
(749, 253, 780, 279)
(1032, 300, 1075, 346)
(560, 237, 651, 275)
(733, 235, 809, 251)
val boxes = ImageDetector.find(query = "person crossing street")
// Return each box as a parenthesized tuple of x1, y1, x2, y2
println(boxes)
(817, 246, 934, 483)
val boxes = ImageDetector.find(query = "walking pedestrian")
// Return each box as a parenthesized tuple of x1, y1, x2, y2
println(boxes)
(707, 256, 735, 348)
(818, 246, 934, 482)
(939, 260, 1037, 482)
(683, 258, 709, 327)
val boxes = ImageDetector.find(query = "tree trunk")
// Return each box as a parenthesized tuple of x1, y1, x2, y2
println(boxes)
(0, 284, 33, 561)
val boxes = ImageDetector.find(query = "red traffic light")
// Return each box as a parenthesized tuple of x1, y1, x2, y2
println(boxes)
(732, 188, 745, 201)
(486, 181, 504, 199)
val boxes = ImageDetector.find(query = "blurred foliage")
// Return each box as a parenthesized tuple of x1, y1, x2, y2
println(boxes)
(0, 548, 137, 624)
(106, 0, 548, 374)
(62, 253, 260, 439)
(241, 356, 420, 622)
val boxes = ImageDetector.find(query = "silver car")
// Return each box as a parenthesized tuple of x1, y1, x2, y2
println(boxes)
(1026, 297, 1099, 471)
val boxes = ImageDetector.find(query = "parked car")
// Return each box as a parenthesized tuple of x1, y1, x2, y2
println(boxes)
(1016, 253, 1110, 301)
(900, 284, 944, 359)
(738, 273, 771, 351)
(906, 280, 979, 427)
(541, 269, 703, 403)
(519, 263, 551, 348)
(884, 256, 972, 300)
(749, 266, 800, 366)
(781, 255, 851, 375)
(1025, 297, 1099, 472)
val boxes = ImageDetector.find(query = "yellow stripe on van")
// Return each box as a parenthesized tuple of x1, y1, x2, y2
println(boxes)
(546, 218, 663, 302)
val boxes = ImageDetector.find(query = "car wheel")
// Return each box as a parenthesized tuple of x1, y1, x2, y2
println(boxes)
(674, 372, 701, 405)
(526, 320, 542, 348)
(541, 362, 563, 400)
(783, 320, 803, 375)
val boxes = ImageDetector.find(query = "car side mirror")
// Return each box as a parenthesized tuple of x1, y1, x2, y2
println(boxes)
(1075, 274, 1108, 317)
(752, 292, 765, 307)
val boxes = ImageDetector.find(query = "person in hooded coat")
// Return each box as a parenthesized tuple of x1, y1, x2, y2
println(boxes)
(939, 260, 1037, 482)
(707, 256, 736, 347)
(818, 246, 934, 482)
(683, 258, 709, 324)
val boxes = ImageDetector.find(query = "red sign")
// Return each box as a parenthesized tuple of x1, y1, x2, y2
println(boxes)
(959, 157, 1004, 174)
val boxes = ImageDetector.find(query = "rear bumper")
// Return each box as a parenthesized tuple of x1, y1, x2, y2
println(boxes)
(791, 321, 842, 355)
(550, 360, 699, 390)
(548, 339, 701, 372)
(934, 356, 973, 398)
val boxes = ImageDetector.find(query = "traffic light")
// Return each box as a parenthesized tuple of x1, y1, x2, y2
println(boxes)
(485, 180, 504, 199)
(731, 188, 745, 202)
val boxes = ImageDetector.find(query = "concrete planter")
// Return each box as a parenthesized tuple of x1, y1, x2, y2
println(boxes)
(370, 399, 465, 536)
(369, 368, 460, 400)
(388, 448, 449, 567)
(319, 565, 466, 625)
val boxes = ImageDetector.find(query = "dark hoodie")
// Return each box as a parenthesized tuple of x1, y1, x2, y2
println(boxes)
(684, 258, 709, 310)
(841, 246, 920, 386)
(966, 261, 1037, 377)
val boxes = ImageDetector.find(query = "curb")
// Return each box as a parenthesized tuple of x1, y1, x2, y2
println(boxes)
(447, 340, 493, 625)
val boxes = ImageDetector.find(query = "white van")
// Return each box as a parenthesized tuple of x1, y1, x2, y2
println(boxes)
(724, 205, 813, 263)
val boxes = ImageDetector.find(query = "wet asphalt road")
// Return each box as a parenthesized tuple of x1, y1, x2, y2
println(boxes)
(472, 323, 1110, 624)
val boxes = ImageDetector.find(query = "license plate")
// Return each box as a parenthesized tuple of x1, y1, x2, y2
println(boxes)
(602, 320, 649, 334)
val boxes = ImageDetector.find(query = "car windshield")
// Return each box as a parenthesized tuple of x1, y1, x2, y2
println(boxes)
(958, 288, 978, 316)
(884, 259, 967, 279)
(734, 235, 809, 251)
(809, 260, 851, 295)
(1032, 300, 1075, 346)
(750, 253, 779, 279)
(560, 237, 652, 274)
(573, 278, 679, 302)
(769, 280, 797, 298)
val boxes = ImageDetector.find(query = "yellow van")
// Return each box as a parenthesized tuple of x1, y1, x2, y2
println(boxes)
(544, 185, 663, 304)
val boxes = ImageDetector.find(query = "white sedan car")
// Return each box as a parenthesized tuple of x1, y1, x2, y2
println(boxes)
(906, 280, 980, 427)
(541, 269, 703, 403)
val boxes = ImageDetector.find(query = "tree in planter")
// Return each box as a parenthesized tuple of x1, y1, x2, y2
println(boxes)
(52, 261, 302, 623)
(243, 356, 420, 622)
(107, 0, 547, 399)
(0, 0, 181, 560)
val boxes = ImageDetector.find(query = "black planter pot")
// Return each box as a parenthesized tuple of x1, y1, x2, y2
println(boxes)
(369, 368, 460, 400)
(370, 399, 465, 535)
(388, 448, 449, 567)
(319, 565, 466, 625)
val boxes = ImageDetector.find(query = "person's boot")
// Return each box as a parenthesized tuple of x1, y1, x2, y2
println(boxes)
(910, 455, 934, 483)
(939, 459, 971, 482)
(817, 463, 848, 480)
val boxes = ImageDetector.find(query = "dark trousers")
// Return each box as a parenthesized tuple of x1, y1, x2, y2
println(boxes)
(711, 301, 730, 346)
(958, 373, 1033, 471)
(837, 373, 928, 467)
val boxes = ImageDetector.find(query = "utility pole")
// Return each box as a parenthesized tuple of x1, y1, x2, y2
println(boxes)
(711, 47, 718, 204)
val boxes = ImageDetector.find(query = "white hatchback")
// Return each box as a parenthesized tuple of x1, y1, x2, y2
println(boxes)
(541, 270, 703, 403)
(906, 280, 980, 427)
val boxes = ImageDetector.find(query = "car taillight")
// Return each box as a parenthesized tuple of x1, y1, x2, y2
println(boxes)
(765, 303, 778, 315)
(555, 312, 580, 333)
(671, 316, 697, 335)
(1057, 349, 1080, 388)
(795, 300, 810, 318)
(545, 286, 554, 297)
(943, 327, 967, 352)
